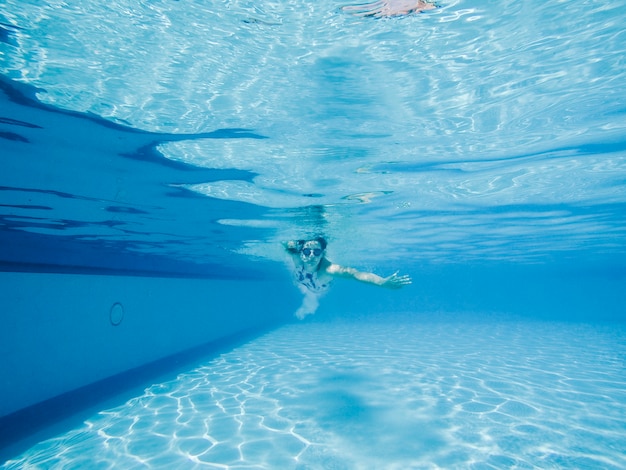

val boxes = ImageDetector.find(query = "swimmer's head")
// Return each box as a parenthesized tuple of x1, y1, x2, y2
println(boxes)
(299, 237, 327, 265)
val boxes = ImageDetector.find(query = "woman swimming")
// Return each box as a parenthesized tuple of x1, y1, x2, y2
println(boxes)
(285, 237, 412, 318)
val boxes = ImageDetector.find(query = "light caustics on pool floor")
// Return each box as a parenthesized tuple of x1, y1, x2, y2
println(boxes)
(4, 316, 626, 469)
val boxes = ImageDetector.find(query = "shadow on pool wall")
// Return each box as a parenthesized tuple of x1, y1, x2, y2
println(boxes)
(315, 260, 626, 323)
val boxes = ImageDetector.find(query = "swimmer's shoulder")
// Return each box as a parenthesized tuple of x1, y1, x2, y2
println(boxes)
(323, 261, 355, 277)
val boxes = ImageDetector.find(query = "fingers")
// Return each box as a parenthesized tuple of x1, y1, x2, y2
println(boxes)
(386, 272, 412, 288)
(393, 273, 412, 284)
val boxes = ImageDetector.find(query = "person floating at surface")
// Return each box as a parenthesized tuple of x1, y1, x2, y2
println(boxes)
(342, 0, 437, 18)
(284, 237, 412, 319)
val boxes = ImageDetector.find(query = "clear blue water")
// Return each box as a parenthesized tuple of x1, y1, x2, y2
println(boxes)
(2, 0, 625, 269)
(2, 0, 626, 467)
(4, 317, 626, 468)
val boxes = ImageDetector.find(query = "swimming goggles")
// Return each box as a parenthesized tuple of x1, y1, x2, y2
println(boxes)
(302, 248, 322, 256)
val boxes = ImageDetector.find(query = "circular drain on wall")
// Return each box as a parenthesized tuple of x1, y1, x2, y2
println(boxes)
(109, 302, 124, 326)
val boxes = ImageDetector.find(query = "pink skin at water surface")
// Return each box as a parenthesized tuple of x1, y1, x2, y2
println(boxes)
(343, 0, 437, 18)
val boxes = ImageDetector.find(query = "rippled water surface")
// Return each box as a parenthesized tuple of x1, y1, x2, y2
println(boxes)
(4, 316, 626, 469)
(2, 0, 625, 267)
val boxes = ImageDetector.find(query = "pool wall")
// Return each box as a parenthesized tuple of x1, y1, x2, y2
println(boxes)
(2, 261, 624, 420)
(0, 271, 300, 419)
(1, 261, 624, 460)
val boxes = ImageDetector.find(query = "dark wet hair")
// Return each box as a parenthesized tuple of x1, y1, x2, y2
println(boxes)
(314, 237, 327, 250)
(296, 236, 327, 250)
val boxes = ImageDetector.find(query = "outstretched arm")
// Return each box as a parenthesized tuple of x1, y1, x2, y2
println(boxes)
(325, 264, 411, 289)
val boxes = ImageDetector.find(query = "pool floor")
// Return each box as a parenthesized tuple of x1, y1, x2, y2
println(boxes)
(3, 313, 626, 469)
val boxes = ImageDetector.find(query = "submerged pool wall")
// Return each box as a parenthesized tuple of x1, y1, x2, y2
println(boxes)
(1, 258, 624, 461)
(0, 271, 300, 420)
(2, 260, 624, 421)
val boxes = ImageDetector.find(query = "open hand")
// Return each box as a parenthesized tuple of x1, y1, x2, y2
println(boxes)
(382, 271, 412, 289)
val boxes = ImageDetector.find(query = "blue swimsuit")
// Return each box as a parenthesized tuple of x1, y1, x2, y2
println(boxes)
(295, 266, 332, 293)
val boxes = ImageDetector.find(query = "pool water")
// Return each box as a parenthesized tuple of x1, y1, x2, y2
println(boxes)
(2, 0, 625, 269)
(4, 315, 626, 469)
(2, 0, 626, 467)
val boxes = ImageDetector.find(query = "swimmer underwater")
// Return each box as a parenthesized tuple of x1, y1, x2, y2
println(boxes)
(285, 237, 412, 318)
